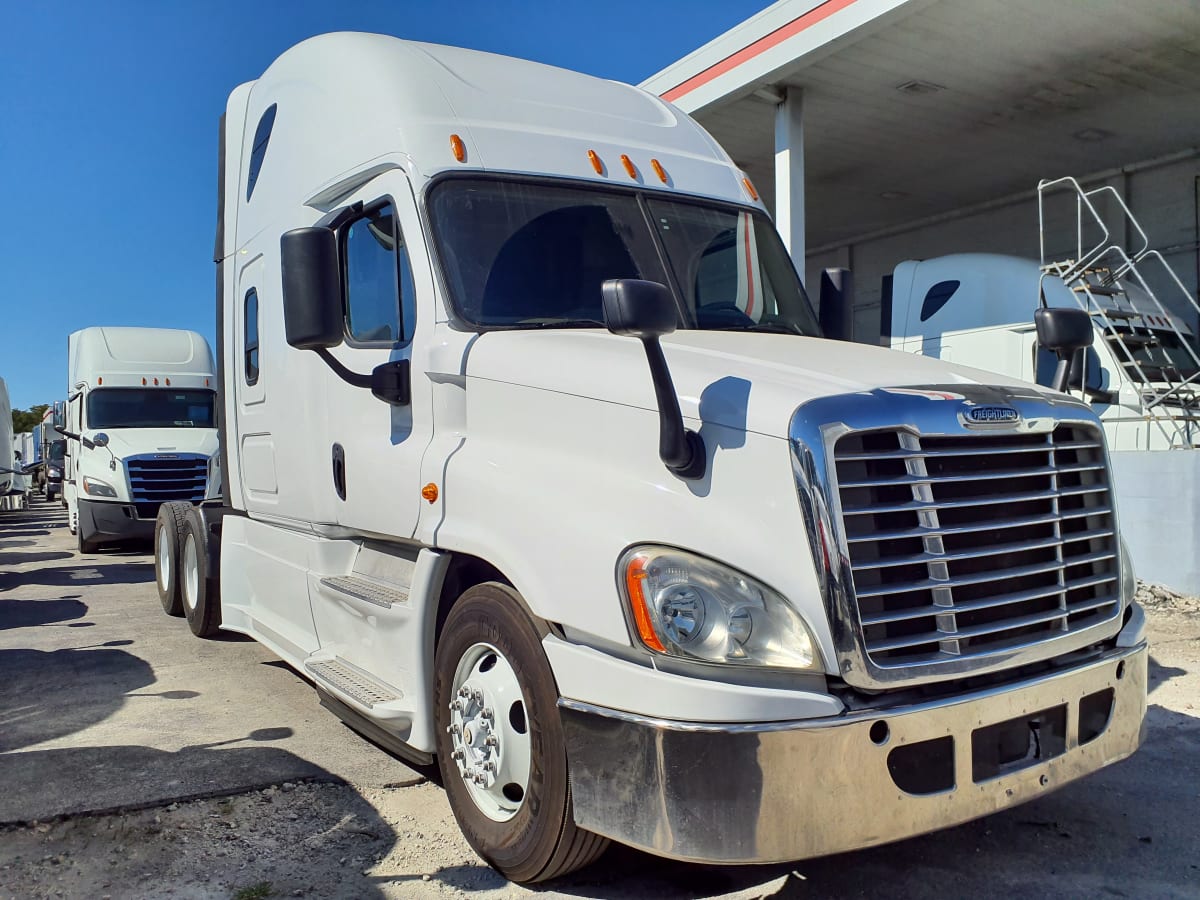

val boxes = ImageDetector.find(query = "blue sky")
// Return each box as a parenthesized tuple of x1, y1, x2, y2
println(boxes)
(0, 0, 770, 412)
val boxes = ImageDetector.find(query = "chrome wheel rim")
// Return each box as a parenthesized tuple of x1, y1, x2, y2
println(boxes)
(182, 534, 199, 613)
(447, 642, 531, 822)
(157, 525, 171, 592)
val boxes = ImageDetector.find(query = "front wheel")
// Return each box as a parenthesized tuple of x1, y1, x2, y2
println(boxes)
(434, 583, 607, 884)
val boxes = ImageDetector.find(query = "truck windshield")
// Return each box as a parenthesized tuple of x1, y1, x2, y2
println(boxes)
(86, 389, 216, 429)
(427, 177, 820, 335)
(48, 440, 66, 461)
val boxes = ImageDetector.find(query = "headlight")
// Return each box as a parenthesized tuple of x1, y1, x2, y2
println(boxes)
(619, 546, 820, 670)
(1119, 537, 1136, 607)
(48, 467, 62, 478)
(81, 475, 117, 498)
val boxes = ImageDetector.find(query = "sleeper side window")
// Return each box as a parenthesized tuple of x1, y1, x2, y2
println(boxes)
(244, 288, 260, 385)
(343, 201, 415, 343)
(246, 104, 277, 202)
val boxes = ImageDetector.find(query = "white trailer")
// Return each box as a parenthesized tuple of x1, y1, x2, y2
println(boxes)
(158, 33, 1147, 884)
(60, 327, 220, 552)
(0, 378, 17, 509)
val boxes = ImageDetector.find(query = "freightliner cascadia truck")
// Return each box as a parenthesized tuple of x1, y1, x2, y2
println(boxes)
(155, 33, 1147, 884)
(59, 327, 221, 552)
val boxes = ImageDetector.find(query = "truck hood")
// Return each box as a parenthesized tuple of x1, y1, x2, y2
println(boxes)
(85, 428, 219, 463)
(465, 330, 1048, 439)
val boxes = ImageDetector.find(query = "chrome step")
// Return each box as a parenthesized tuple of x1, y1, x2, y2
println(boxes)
(320, 574, 409, 609)
(305, 657, 400, 708)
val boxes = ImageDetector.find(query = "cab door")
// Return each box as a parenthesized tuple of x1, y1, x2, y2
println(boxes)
(320, 174, 433, 539)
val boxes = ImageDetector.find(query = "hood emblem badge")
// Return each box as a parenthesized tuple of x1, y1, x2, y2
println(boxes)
(961, 404, 1021, 427)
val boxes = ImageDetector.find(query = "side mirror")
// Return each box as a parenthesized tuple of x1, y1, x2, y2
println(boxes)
(819, 268, 855, 341)
(1035, 307, 1094, 393)
(92, 433, 110, 449)
(601, 278, 677, 338)
(602, 279, 705, 479)
(280, 227, 344, 350)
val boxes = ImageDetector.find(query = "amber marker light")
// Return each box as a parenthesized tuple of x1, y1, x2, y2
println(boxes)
(153, 377, 159, 385)
(742, 176, 759, 202)
(165, 378, 171, 386)
(97, 377, 103, 385)
(587, 149, 604, 175)
(650, 158, 668, 184)
(141, 377, 146, 385)
(625, 554, 665, 652)
(421, 483, 439, 503)
(620, 154, 637, 179)
(449, 133, 466, 163)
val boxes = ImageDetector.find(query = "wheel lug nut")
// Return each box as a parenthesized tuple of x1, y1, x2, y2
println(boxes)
(481, 707, 493, 720)
(485, 735, 498, 747)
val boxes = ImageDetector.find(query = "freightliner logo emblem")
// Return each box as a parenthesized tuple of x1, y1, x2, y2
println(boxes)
(962, 405, 1021, 425)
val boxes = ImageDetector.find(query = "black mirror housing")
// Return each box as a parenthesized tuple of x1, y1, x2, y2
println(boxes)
(601, 279, 677, 338)
(1035, 307, 1094, 353)
(281, 227, 344, 350)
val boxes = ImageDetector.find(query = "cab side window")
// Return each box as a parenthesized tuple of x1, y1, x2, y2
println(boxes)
(343, 202, 416, 343)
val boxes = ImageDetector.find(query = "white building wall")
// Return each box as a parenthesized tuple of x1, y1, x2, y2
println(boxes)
(805, 155, 1200, 343)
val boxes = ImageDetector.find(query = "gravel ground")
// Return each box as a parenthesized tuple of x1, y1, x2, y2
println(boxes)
(1, 583, 1196, 899)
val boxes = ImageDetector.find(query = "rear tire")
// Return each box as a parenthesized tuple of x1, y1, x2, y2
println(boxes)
(434, 582, 608, 883)
(181, 507, 221, 638)
(155, 502, 191, 617)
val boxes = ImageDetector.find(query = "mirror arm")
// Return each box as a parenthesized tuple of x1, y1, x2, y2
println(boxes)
(315, 348, 373, 389)
(314, 350, 411, 406)
(640, 338, 706, 479)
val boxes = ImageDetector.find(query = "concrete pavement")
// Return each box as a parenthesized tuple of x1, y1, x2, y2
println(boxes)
(0, 497, 423, 824)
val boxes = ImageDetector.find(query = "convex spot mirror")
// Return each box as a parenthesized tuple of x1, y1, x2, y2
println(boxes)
(91, 433, 110, 448)
(280, 226, 343, 350)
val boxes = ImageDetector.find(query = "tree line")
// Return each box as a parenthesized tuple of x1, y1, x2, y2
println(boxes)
(12, 404, 50, 434)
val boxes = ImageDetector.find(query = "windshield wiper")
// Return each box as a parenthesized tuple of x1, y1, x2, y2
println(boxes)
(512, 318, 607, 329)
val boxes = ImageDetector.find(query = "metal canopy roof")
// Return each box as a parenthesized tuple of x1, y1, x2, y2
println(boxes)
(643, 0, 1200, 252)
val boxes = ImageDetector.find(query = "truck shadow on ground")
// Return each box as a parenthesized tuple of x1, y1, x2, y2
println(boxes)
(0, 645, 155, 754)
(0, 596, 88, 630)
(0, 562, 154, 593)
(0, 550, 74, 566)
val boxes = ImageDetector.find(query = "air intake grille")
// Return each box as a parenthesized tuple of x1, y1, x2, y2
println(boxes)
(834, 424, 1118, 668)
(126, 454, 207, 520)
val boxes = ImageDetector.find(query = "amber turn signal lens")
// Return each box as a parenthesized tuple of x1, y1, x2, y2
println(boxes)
(742, 176, 759, 201)
(650, 158, 668, 183)
(421, 483, 439, 503)
(625, 554, 665, 652)
(449, 133, 466, 163)
(587, 149, 604, 175)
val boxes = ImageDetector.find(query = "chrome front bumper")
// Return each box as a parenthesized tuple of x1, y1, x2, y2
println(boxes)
(560, 641, 1147, 864)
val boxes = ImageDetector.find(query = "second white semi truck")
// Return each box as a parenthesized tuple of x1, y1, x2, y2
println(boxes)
(60, 327, 221, 552)
(156, 33, 1147, 884)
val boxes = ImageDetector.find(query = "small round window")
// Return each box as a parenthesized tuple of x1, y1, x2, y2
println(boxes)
(246, 104, 277, 202)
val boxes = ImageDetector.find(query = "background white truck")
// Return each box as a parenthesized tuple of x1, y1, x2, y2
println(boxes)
(59, 327, 220, 552)
(885, 179, 1200, 592)
(0, 378, 21, 510)
(154, 33, 1147, 884)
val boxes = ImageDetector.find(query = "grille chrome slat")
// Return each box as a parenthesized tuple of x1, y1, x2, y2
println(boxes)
(860, 572, 1119, 625)
(839, 461, 1105, 489)
(852, 551, 1115, 599)
(850, 528, 1116, 572)
(834, 422, 1120, 670)
(836, 439, 1102, 462)
(845, 506, 1111, 544)
(841, 484, 1108, 516)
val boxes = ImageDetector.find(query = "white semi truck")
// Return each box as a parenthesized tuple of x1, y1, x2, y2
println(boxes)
(157, 33, 1147, 883)
(59, 327, 221, 552)
(0, 378, 19, 508)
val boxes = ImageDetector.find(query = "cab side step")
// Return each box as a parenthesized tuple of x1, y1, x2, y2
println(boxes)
(319, 574, 409, 609)
(316, 689, 434, 768)
(305, 656, 400, 708)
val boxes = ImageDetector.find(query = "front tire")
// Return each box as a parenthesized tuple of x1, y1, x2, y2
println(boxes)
(434, 582, 607, 883)
(77, 521, 100, 554)
(180, 507, 221, 638)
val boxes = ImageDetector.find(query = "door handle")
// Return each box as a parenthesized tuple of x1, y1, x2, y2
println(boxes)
(332, 443, 347, 501)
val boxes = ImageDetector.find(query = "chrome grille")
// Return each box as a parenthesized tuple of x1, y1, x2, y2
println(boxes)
(834, 424, 1119, 668)
(125, 454, 207, 520)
